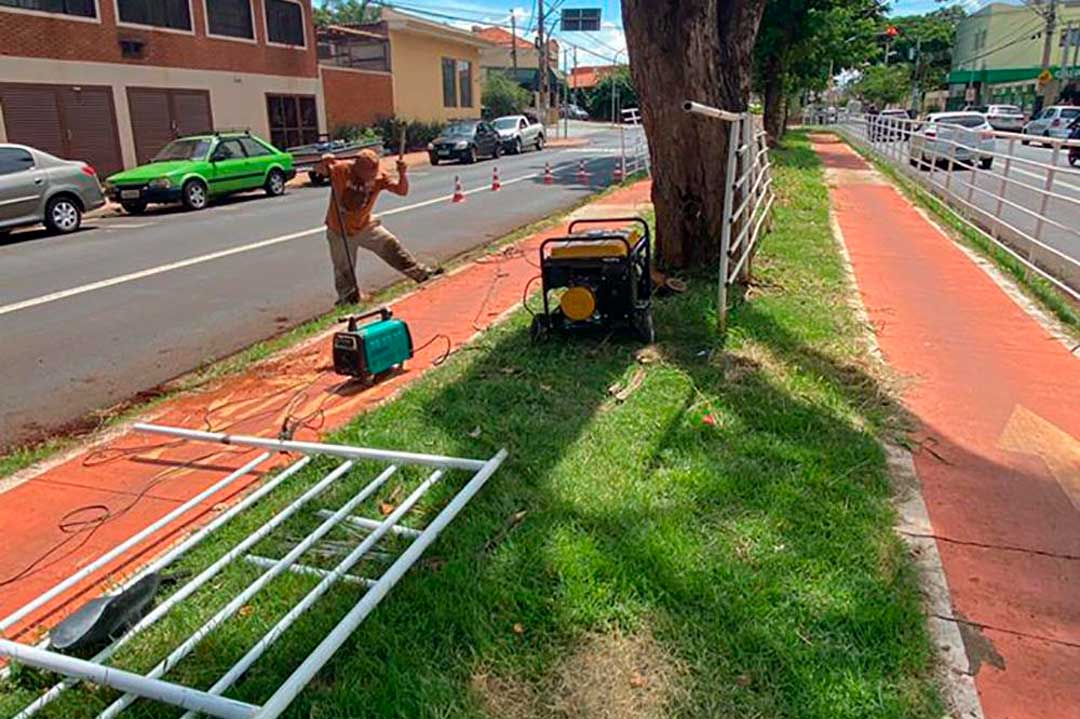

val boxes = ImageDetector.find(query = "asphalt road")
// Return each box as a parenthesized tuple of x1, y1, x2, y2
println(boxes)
(0, 122, 644, 448)
(854, 126, 1080, 276)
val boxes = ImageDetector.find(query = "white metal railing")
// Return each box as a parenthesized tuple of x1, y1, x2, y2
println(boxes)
(618, 107, 650, 178)
(830, 112, 1080, 299)
(684, 101, 776, 330)
(0, 423, 507, 719)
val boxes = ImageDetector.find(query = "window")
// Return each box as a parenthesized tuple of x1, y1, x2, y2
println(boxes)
(266, 94, 318, 149)
(1063, 108, 1080, 120)
(0, 148, 34, 176)
(458, 60, 473, 108)
(206, 0, 252, 39)
(117, 0, 191, 30)
(239, 137, 272, 156)
(152, 138, 211, 162)
(318, 35, 391, 71)
(212, 138, 245, 160)
(442, 58, 457, 108)
(0, 0, 95, 18)
(265, 0, 303, 46)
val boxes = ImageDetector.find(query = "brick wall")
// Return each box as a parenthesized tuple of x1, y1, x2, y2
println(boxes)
(321, 66, 394, 130)
(1, 1, 316, 78)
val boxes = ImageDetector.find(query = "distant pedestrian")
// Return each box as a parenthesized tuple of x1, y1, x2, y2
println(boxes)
(316, 150, 440, 306)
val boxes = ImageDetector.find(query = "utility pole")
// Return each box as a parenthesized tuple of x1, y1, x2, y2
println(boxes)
(1061, 20, 1072, 83)
(573, 46, 578, 109)
(511, 12, 518, 72)
(563, 47, 570, 138)
(537, 0, 549, 124)
(910, 36, 922, 113)
(1038, 0, 1058, 111)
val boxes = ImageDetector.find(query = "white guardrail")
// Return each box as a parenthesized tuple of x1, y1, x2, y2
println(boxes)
(825, 112, 1080, 300)
(685, 101, 776, 329)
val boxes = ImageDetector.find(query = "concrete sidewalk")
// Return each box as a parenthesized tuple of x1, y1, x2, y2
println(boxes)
(813, 136, 1079, 718)
(0, 180, 652, 643)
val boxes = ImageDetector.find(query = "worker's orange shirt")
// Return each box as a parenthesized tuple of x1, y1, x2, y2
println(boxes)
(324, 160, 408, 236)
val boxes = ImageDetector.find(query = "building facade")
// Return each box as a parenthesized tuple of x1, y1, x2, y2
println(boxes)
(317, 9, 488, 131)
(949, 1, 1080, 111)
(0, 0, 324, 174)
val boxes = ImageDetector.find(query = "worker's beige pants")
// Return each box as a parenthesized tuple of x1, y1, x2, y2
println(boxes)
(326, 220, 426, 303)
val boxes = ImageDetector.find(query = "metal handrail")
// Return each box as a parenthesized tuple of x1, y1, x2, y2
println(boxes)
(830, 112, 1080, 298)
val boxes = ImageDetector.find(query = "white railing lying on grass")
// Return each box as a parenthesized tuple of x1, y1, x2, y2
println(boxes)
(831, 113, 1080, 299)
(0, 423, 507, 719)
(684, 101, 776, 330)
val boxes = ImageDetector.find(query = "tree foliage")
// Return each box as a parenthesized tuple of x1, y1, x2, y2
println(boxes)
(853, 64, 913, 108)
(482, 73, 532, 118)
(882, 5, 965, 90)
(314, 0, 379, 27)
(582, 68, 639, 121)
(752, 0, 880, 138)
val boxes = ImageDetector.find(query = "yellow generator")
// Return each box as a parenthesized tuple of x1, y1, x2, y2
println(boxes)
(530, 217, 654, 343)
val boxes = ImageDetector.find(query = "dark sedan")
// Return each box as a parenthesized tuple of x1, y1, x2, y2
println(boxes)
(428, 121, 502, 165)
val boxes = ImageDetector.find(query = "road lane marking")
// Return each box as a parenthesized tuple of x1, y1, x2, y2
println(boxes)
(0, 161, 620, 317)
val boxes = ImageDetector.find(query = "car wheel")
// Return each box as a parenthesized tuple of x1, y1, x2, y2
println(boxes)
(463, 147, 476, 164)
(121, 200, 147, 214)
(493, 143, 503, 159)
(429, 154, 439, 166)
(265, 168, 287, 197)
(1070, 153, 1080, 167)
(307, 171, 328, 186)
(536, 134, 545, 151)
(979, 157, 993, 170)
(182, 179, 209, 211)
(44, 195, 82, 234)
(514, 137, 523, 154)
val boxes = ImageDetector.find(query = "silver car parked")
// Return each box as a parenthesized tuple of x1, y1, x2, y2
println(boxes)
(0, 144, 105, 237)
(492, 114, 546, 154)
(909, 112, 996, 170)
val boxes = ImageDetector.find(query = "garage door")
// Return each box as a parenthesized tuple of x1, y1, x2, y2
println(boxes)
(0, 83, 124, 176)
(127, 88, 213, 165)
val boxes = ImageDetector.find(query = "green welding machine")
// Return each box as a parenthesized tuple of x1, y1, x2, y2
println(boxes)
(332, 308, 414, 380)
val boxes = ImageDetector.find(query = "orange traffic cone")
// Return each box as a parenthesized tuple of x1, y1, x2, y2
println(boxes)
(452, 176, 465, 203)
(491, 166, 502, 191)
(577, 160, 590, 183)
(543, 162, 554, 185)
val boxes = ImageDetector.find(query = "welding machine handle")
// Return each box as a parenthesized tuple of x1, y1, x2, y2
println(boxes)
(343, 307, 393, 332)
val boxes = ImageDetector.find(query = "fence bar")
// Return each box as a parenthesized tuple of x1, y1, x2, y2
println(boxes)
(11, 457, 313, 719)
(253, 449, 509, 719)
(0, 451, 272, 634)
(181, 470, 447, 718)
(315, 509, 422, 538)
(93, 461, 398, 719)
(0, 639, 258, 719)
(134, 422, 487, 471)
(243, 556, 375, 587)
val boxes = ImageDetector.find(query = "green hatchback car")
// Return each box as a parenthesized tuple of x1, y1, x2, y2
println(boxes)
(104, 132, 295, 214)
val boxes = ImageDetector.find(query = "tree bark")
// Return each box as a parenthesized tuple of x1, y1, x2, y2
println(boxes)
(621, 0, 767, 270)
(762, 54, 786, 143)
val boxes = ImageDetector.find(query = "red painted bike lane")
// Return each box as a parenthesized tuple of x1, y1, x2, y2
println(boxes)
(813, 137, 1079, 718)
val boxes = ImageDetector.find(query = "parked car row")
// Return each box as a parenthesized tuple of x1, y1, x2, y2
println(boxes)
(5, 113, 548, 237)
(427, 115, 546, 165)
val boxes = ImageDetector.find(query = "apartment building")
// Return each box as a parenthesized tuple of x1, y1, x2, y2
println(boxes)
(0, 0, 325, 174)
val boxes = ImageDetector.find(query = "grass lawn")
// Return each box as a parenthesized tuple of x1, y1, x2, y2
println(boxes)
(1, 131, 942, 719)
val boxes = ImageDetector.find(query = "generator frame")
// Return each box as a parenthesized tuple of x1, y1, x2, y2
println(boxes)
(530, 216, 654, 343)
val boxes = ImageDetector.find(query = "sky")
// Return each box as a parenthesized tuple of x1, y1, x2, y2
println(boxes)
(376, 0, 999, 67)
(374, 1, 627, 67)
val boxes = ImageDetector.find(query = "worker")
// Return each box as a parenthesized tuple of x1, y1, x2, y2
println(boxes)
(317, 150, 440, 306)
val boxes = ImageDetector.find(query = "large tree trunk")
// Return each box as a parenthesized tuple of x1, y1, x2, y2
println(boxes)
(762, 54, 786, 143)
(621, 0, 767, 269)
